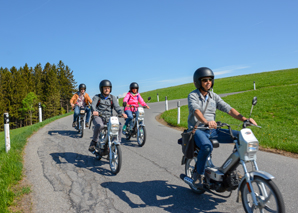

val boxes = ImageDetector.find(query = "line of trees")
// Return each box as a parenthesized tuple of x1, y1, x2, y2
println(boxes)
(0, 60, 77, 131)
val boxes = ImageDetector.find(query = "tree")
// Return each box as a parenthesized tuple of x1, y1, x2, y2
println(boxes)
(57, 61, 77, 113)
(42, 63, 60, 119)
(20, 92, 38, 125)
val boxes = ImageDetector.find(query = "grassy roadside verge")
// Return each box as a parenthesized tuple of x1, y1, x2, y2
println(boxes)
(0, 112, 73, 212)
(161, 84, 298, 154)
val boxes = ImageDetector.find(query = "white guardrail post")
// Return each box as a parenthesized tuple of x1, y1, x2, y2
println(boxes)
(177, 101, 180, 124)
(165, 96, 168, 111)
(4, 112, 10, 153)
(254, 81, 256, 90)
(157, 93, 159, 102)
(39, 102, 42, 122)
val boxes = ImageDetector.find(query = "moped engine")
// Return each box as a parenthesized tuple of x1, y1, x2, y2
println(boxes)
(224, 169, 241, 190)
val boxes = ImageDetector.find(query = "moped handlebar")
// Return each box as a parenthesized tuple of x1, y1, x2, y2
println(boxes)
(243, 120, 262, 128)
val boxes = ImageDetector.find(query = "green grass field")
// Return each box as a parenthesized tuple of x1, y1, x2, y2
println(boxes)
(160, 68, 298, 154)
(118, 68, 298, 104)
(0, 112, 72, 212)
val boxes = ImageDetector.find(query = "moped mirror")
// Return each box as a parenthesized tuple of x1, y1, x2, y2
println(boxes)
(249, 96, 257, 118)
(252, 96, 257, 106)
(148, 97, 151, 101)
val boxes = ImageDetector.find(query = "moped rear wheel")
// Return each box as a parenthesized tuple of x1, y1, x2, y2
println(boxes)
(137, 126, 146, 147)
(240, 176, 285, 213)
(109, 144, 122, 175)
(185, 157, 206, 194)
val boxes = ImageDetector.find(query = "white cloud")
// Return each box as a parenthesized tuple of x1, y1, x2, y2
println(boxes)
(214, 65, 250, 76)
(117, 92, 128, 98)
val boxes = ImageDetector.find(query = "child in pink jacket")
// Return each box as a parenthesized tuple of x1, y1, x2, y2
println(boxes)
(122, 82, 150, 132)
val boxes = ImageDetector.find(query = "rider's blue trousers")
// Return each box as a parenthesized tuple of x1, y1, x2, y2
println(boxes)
(194, 128, 239, 175)
(124, 110, 139, 127)
(73, 106, 91, 123)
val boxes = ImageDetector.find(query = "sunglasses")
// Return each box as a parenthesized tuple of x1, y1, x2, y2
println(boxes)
(201, 78, 213, 83)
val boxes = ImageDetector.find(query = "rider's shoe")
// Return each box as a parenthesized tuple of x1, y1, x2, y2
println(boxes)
(122, 125, 127, 134)
(85, 123, 89, 127)
(88, 140, 97, 152)
(72, 122, 76, 127)
(192, 173, 205, 189)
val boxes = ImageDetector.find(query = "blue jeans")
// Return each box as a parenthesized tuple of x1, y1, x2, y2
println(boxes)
(194, 128, 239, 175)
(73, 106, 91, 123)
(124, 110, 139, 127)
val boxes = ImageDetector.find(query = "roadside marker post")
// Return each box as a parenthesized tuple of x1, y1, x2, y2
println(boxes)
(4, 112, 10, 153)
(177, 101, 180, 124)
(39, 103, 42, 122)
(165, 96, 168, 111)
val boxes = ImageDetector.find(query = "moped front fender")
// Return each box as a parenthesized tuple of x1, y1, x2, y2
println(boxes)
(181, 156, 187, 165)
(236, 170, 275, 203)
(112, 140, 121, 146)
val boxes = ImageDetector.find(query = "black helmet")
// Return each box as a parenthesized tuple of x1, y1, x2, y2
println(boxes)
(193, 67, 214, 90)
(99, 80, 112, 93)
(129, 82, 139, 93)
(79, 83, 86, 91)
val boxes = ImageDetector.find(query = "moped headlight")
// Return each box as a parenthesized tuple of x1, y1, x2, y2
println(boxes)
(80, 110, 85, 114)
(111, 124, 119, 132)
(247, 142, 258, 152)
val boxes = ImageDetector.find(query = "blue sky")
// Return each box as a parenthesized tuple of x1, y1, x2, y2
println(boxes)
(1, 0, 297, 98)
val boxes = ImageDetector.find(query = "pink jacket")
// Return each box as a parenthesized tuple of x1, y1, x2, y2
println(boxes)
(123, 92, 147, 112)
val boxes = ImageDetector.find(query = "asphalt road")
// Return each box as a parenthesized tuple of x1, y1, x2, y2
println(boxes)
(25, 95, 298, 213)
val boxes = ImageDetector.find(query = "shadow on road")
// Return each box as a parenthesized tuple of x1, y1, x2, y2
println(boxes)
(50, 152, 115, 176)
(101, 180, 227, 212)
(48, 130, 83, 138)
(120, 137, 141, 148)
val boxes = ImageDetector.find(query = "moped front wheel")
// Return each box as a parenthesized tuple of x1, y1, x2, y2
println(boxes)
(185, 157, 206, 194)
(109, 144, 122, 175)
(137, 126, 146, 147)
(240, 176, 285, 213)
(80, 119, 84, 138)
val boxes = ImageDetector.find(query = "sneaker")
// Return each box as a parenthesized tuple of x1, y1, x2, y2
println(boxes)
(88, 140, 97, 152)
(86, 123, 89, 127)
(192, 173, 205, 189)
(122, 125, 127, 134)
(72, 122, 76, 127)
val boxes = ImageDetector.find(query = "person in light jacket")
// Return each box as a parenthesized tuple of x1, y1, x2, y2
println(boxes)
(187, 67, 257, 189)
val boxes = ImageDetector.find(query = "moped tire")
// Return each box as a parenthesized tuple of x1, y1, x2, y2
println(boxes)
(240, 176, 285, 213)
(125, 133, 131, 140)
(185, 157, 206, 194)
(80, 119, 84, 138)
(109, 144, 122, 175)
(137, 126, 146, 147)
